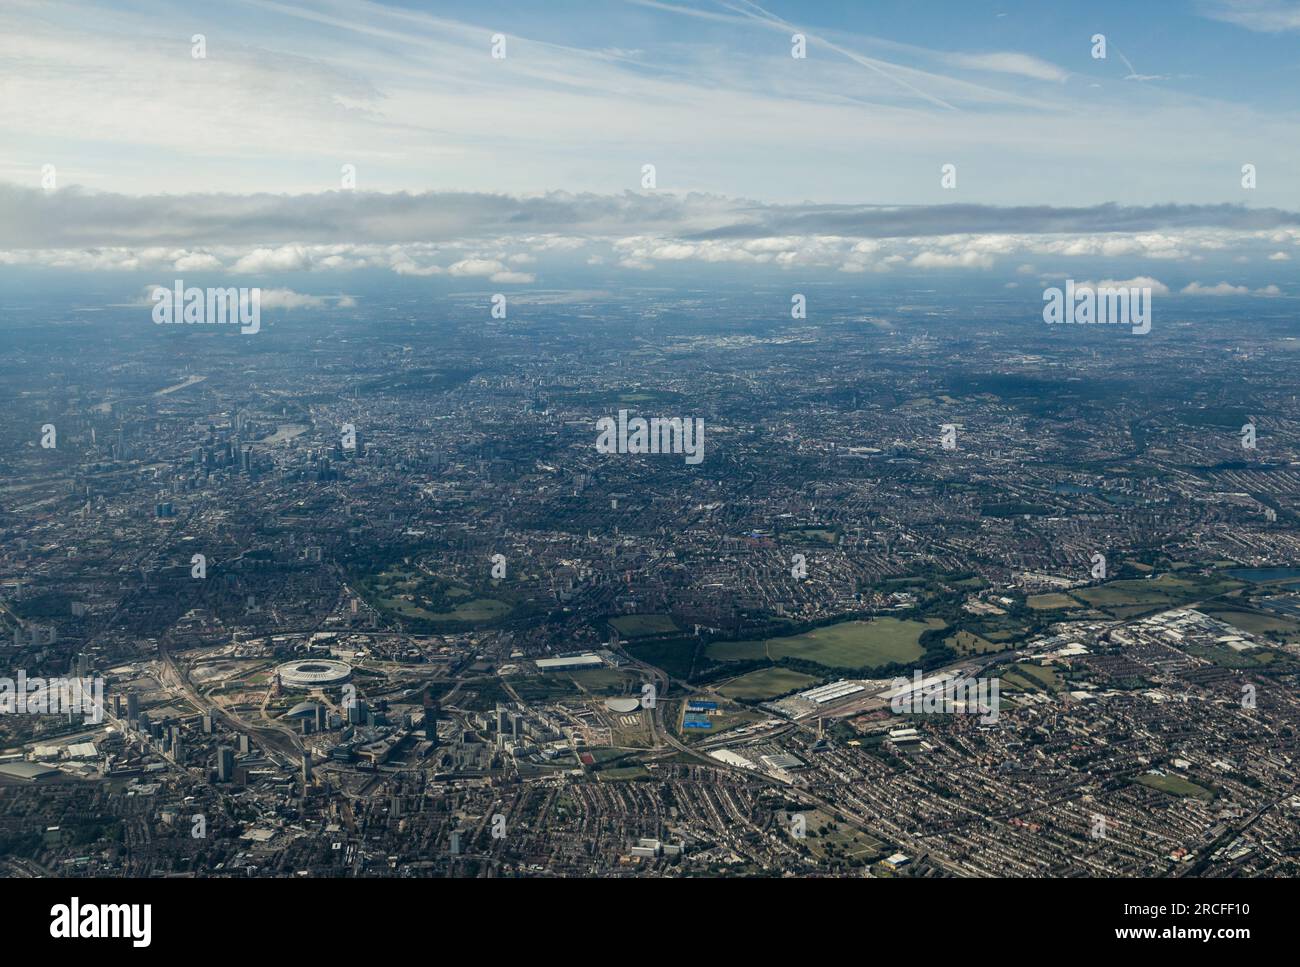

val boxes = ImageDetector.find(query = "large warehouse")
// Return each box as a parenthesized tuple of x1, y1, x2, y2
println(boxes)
(535, 653, 603, 671)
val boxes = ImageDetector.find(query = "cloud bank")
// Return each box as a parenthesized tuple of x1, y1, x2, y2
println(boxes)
(1, 186, 1296, 288)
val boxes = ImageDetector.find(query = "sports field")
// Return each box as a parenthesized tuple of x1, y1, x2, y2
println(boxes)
(1204, 609, 1300, 641)
(610, 613, 679, 637)
(707, 617, 943, 670)
(1070, 574, 1244, 617)
(765, 617, 944, 668)
(1026, 592, 1078, 610)
(1138, 773, 1213, 800)
(1001, 662, 1064, 693)
(717, 667, 820, 700)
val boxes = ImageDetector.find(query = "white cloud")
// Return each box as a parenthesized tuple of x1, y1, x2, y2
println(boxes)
(1200, 0, 1300, 32)
(259, 288, 331, 309)
(447, 258, 506, 277)
(390, 257, 443, 276)
(2, 0, 1300, 213)
(948, 52, 1068, 82)
(173, 252, 222, 271)
(1181, 281, 1246, 295)
(1089, 276, 1171, 295)
(232, 245, 312, 274)
(3, 200, 1299, 286)
(909, 250, 995, 269)
(528, 236, 589, 252)
(1178, 280, 1280, 296)
(137, 284, 351, 310)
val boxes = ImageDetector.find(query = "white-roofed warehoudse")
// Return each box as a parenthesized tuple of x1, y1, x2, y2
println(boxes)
(535, 654, 603, 671)
(799, 680, 865, 704)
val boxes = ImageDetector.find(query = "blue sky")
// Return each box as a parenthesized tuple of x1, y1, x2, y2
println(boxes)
(0, 0, 1297, 296)
(4, 0, 1299, 202)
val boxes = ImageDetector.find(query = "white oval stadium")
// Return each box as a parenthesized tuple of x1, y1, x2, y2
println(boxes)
(276, 658, 352, 688)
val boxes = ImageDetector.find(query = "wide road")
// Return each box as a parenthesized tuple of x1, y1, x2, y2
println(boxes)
(158, 641, 304, 767)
